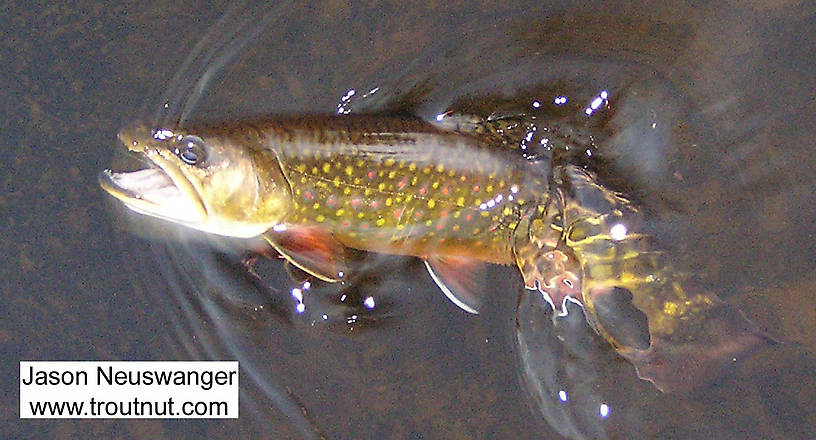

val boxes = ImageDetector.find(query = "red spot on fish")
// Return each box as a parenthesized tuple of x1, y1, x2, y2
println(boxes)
(460, 176, 467, 182)
(419, 187, 427, 196)
(370, 200, 379, 208)
(440, 210, 448, 218)
(304, 191, 313, 200)
(441, 186, 449, 195)
(367, 171, 375, 179)
(327, 197, 336, 206)
(397, 180, 407, 190)
(361, 223, 369, 230)
(436, 222, 444, 230)
(393, 208, 404, 219)
(465, 214, 472, 222)
(351, 198, 361, 207)
(414, 211, 422, 219)
(472, 185, 480, 193)
(343, 221, 349, 227)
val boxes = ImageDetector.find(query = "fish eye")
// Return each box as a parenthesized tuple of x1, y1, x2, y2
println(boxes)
(177, 135, 206, 165)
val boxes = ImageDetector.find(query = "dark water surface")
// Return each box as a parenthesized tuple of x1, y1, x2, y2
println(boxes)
(3, 1, 816, 439)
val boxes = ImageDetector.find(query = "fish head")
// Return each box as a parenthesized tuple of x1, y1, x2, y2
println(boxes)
(99, 121, 292, 238)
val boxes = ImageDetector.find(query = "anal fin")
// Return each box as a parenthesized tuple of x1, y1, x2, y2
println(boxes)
(424, 256, 489, 314)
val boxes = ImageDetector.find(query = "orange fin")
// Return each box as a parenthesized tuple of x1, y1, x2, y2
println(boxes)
(424, 256, 488, 314)
(263, 225, 348, 282)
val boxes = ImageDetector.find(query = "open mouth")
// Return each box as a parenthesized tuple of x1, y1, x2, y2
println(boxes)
(99, 164, 207, 224)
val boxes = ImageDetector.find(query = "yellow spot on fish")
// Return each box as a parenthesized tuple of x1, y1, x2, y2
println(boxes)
(313, 203, 320, 210)
(376, 218, 386, 226)
(378, 183, 386, 191)
(335, 209, 345, 217)
(296, 164, 306, 173)
(481, 211, 489, 217)
(456, 196, 465, 205)
(453, 211, 461, 219)
(452, 224, 460, 231)
(502, 207, 512, 216)
(486, 185, 493, 192)
(365, 188, 372, 196)
(432, 181, 439, 189)
(435, 164, 444, 173)
(356, 159, 364, 167)
(447, 170, 455, 177)
(425, 220, 433, 227)
(427, 199, 436, 208)
(345, 166, 353, 176)
(315, 214, 325, 222)
(388, 170, 396, 179)
(423, 167, 431, 174)
(300, 176, 307, 184)
(473, 228, 480, 234)
(358, 212, 365, 219)
(409, 163, 416, 171)
(354, 177, 361, 185)
(663, 301, 679, 316)
(385, 198, 393, 206)
(343, 187, 351, 195)
(312, 166, 319, 174)
(384, 158, 395, 167)
(322, 163, 331, 173)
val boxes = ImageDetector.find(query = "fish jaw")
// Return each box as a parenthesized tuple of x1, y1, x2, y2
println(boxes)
(99, 123, 209, 228)
(99, 167, 207, 225)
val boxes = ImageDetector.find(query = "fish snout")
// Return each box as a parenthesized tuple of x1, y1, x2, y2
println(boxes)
(117, 121, 158, 152)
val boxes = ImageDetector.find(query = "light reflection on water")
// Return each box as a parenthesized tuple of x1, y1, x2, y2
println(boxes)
(110, 1, 816, 439)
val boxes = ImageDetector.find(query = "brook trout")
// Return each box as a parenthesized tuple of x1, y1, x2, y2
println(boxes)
(100, 113, 765, 391)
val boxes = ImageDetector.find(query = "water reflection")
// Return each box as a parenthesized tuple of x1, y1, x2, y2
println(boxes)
(102, 0, 816, 438)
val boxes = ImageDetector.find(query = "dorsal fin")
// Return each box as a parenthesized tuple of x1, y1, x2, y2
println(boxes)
(263, 225, 348, 282)
(424, 256, 489, 314)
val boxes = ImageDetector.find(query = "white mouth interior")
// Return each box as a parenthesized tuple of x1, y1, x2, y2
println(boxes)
(102, 168, 205, 224)
(108, 168, 179, 201)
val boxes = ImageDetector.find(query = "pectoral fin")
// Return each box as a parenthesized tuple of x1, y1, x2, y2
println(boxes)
(424, 256, 489, 314)
(263, 226, 348, 282)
